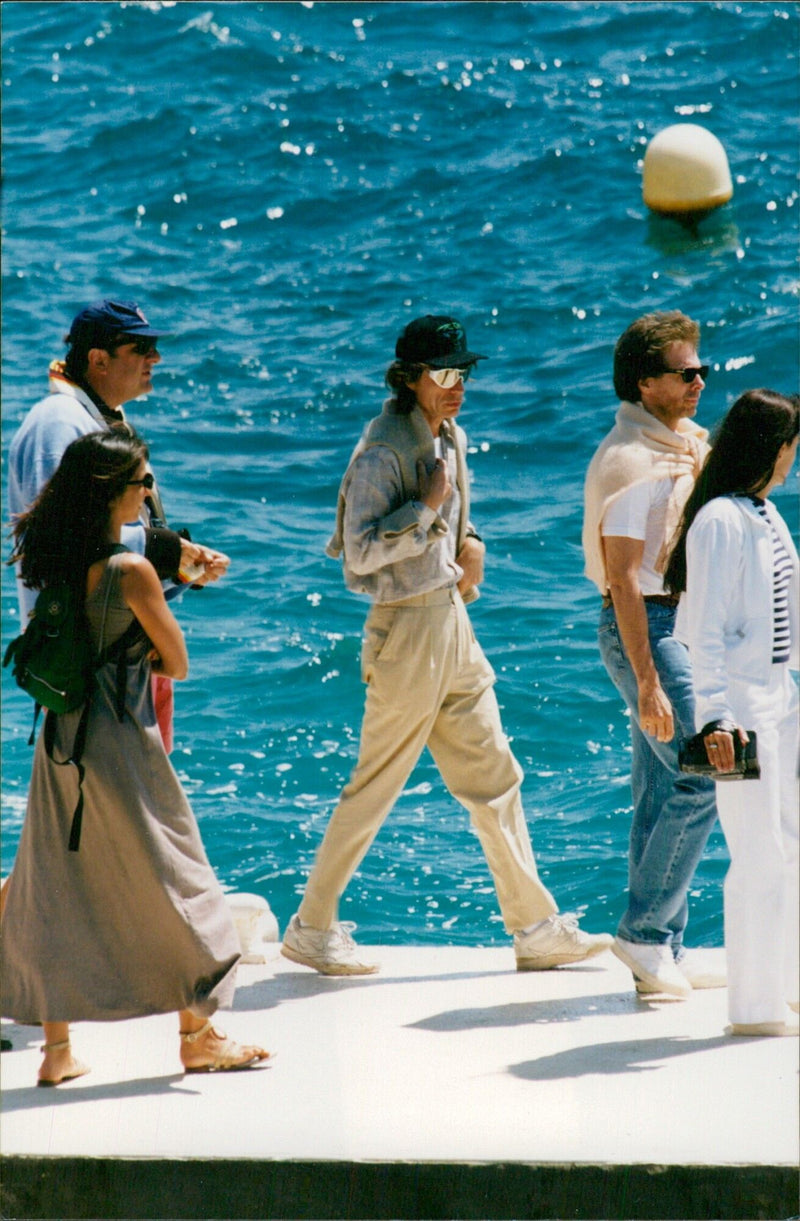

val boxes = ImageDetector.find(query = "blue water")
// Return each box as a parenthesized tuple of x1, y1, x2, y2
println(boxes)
(2, 1, 798, 948)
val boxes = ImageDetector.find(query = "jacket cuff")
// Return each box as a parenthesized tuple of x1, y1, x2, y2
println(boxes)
(411, 501, 438, 531)
(144, 527, 182, 579)
(382, 500, 437, 538)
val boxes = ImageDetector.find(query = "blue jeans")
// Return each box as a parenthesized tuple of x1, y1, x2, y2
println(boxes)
(598, 602, 718, 950)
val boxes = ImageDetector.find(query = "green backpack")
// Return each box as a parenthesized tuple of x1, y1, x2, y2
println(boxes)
(4, 581, 96, 715)
(4, 545, 143, 850)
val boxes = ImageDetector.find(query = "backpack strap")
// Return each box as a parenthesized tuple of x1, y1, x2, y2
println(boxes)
(45, 547, 145, 851)
(28, 702, 43, 747)
(95, 546, 146, 722)
(44, 701, 92, 852)
(103, 620, 146, 722)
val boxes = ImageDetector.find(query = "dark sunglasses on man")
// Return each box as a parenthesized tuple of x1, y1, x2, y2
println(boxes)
(659, 364, 710, 384)
(127, 337, 159, 357)
(113, 334, 159, 357)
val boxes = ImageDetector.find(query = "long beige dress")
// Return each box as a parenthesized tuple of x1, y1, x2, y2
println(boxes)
(1, 554, 240, 1023)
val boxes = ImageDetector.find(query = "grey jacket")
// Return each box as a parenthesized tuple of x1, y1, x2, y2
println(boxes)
(326, 399, 477, 604)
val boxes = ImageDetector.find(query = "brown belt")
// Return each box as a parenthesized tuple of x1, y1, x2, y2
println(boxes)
(602, 593, 679, 609)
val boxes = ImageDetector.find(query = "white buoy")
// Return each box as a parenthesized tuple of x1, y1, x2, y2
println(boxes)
(643, 123, 733, 217)
(226, 892, 279, 964)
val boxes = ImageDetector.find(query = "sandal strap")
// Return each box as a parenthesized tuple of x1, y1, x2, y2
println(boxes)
(206, 1035, 247, 1070)
(41, 1040, 71, 1052)
(179, 1019, 214, 1045)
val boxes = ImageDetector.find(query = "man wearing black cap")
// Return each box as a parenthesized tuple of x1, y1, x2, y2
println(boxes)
(282, 315, 612, 975)
(7, 299, 229, 748)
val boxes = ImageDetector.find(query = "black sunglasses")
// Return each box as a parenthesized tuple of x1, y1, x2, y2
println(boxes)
(659, 365, 710, 384)
(122, 336, 159, 356)
(127, 472, 155, 489)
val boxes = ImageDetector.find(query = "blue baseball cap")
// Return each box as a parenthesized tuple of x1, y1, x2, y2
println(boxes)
(66, 299, 163, 347)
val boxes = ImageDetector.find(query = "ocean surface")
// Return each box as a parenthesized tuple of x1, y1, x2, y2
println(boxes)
(2, 1, 798, 948)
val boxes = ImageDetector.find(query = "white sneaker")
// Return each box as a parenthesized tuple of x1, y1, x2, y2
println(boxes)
(612, 936, 692, 999)
(514, 913, 613, 971)
(281, 914, 379, 976)
(635, 952, 727, 995)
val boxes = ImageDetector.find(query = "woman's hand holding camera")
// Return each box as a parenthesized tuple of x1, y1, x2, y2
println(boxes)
(703, 723, 750, 773)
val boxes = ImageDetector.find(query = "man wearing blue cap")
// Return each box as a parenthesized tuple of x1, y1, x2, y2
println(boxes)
(7, 298, 230, 749)
(282, 315, 613, 975)
(1, 299, 231, 930)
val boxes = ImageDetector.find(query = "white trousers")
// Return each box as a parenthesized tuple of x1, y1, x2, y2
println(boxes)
(715, 665, 799, 1025)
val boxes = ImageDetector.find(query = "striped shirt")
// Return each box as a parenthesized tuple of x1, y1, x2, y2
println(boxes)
(746, 495, 793, 663)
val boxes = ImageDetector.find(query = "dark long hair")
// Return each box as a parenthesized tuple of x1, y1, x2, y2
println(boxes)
(10, 430, 149, 591)
(664, 389, 799, 594)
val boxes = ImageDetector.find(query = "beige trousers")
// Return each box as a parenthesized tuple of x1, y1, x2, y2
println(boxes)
(298, 586, 557, 932)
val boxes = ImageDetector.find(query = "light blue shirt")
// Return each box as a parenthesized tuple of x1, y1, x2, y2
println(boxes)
(8, 372, 156, 622)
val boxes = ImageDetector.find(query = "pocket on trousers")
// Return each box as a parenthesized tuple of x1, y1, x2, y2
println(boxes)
(361, 605, 401, 682)
(458, 610, 496, 688)
(598, 617, 619, 643)
(598, 618, 628, 680)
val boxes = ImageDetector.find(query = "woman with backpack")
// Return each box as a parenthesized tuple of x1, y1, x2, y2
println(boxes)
(665, 389, 799, 1036)
(3, 431, 269, 1085)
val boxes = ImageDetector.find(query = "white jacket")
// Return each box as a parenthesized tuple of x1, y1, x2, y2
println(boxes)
(675, 494, 799, 729)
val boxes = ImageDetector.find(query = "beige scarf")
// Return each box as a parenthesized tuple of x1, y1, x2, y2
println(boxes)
(582, 400, 709, 594)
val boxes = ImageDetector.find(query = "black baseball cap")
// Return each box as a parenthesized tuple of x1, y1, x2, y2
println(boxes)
(66, 299, 163, 347)
(395, 315, 486, 369)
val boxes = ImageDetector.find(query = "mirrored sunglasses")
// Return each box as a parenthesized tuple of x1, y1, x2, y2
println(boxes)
(427, 366, 472, 389)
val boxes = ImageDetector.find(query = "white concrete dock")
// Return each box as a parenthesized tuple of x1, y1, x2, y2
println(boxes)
(2, 945, 797, 1219)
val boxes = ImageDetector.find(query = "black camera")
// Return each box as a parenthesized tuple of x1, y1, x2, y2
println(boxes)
(679, 720, 760, 781)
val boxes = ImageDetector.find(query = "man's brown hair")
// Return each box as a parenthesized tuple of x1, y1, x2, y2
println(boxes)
(613, 311, 700, 403)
